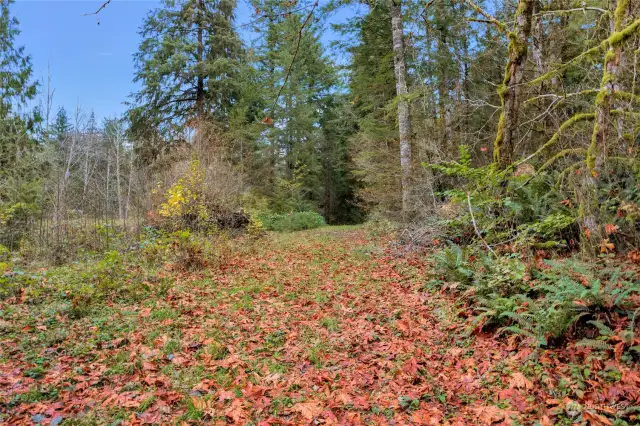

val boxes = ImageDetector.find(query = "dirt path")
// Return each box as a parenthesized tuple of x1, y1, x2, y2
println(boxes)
(2, 228, 635, 424)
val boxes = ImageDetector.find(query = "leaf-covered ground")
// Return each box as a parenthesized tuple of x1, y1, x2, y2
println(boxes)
(1, 227, 639, 425)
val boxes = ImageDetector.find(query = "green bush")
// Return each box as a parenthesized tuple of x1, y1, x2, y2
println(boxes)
(259, 211, 326, 232)
(473, 254, 529, 297)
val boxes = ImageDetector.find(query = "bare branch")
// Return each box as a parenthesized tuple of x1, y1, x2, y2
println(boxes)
(83, 0, 112, 17)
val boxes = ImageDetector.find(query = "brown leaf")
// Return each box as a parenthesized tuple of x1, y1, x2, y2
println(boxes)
(510, 372, 533, 390)
(191, 397, 207, 411)
(292, 402, 323, 420)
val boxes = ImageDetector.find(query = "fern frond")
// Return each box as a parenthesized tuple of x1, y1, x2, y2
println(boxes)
(499, 325, 536, 339)
(576, 339, 613, 350)
(500, 311, 534, 331)
(587, 320, 614, 337)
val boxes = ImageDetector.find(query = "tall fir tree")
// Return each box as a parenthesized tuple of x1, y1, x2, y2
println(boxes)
(251, 5, 337, 211)
(130, 0, 246, 139)
(0, 0, 40, 235)
(346, 3, 401, 213)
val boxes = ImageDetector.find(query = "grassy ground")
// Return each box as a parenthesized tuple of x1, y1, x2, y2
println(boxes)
(1, 227, 638, 425)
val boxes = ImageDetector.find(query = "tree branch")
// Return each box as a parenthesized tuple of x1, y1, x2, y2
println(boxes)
(270, 1, 319, 115)
(461, 0, 508, 35)
(83, 0, 112, 17)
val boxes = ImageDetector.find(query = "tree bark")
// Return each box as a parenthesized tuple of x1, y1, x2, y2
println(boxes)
(390, 0, 412, 214)
(493, 0, 534, 169)
(582, 0, 626, 250)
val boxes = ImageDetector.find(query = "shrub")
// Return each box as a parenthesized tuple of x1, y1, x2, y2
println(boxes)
(259, 211, 326, 232)
(473, 254, 529, 297)
(168, 230, 209, 271)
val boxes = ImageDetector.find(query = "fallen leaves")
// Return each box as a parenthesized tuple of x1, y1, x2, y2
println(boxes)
(1, 229, 638, 425)
(291, 401, 324, 419)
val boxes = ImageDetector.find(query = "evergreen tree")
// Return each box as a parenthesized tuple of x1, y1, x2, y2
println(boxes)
(252, 6, 337, 211)
(52, 106, 72, 142)
(130, 0, 246, 138)
(0, 0, 38, 170)
(0, 0, 40, 240)
(346, 4, 401, 213)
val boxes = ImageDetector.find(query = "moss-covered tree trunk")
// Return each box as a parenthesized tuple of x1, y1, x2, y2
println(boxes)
(493, 0, 534, 169)
(581, 0, 629, 251)
(390, 0, 412, 215)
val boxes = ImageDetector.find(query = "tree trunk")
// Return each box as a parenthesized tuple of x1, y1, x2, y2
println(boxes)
(390, 0, 412, 214)
(437, 30, 453, 153)
(115, 134, 123, 221)
(493, 0, 534, 168)
(582, 0, 626, 251)
(195, 0, 205, 124)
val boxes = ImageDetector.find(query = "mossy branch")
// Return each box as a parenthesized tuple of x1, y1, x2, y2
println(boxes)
(538, 148, 586, 173)
(528, 17, 640, 87)
(607, 156, 639, 166)
(462, 0, 508, 35)
(611, 109, 640, 118)
(534, 7, 609, 17)
(515, 113, 595, 166)
(614, 91, 640, 104)
(516, 148, 585, 189)
(524, 89, 598, 105)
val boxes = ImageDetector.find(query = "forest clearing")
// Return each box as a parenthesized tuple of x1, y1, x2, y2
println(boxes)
(3, 0, 640, 424)
(0, 226, 637, 425)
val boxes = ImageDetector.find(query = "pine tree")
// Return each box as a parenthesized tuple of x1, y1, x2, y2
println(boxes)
(0, 0, 40, 243)
(52, 107, 72, 142)
(347, 3, 402, 213)
(252, 6, 337, 211)
(0, 0, 38, 169)
(130, 0, 246, 138)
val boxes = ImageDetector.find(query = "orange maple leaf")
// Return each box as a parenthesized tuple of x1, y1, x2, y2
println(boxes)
(604, 223, 618, 235)
(292, 402, 323, 420)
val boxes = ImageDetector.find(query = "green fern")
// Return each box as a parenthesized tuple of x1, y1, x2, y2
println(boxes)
(587, 320, 614, 337)
(576, 339, 614, 350)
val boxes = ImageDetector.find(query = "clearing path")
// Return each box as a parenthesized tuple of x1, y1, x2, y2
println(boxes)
(1, 228, 634, 424)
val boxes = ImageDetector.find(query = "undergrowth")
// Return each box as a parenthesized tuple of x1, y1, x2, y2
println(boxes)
(431, 244, 640, 348)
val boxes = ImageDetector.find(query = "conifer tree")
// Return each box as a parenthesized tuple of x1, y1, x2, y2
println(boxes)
(0, 0, 41, 237)
(252, 6, 337, 210)
(130, 0, 246, 138)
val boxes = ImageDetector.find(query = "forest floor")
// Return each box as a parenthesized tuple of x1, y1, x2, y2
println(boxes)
(1, 227, 638, 425)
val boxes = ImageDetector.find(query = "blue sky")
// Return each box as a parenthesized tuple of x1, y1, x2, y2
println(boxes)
(12, 0, 361, 123)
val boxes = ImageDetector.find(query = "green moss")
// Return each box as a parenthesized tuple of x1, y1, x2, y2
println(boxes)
(522, 112, 595, 163)
(528, 18, 640, 87)
(609, 17, 640, 46)
(586, 123, 600, 171)
(614, 90, 640, 104)
(538, 148, 586, 173)
(493, 113, 506, 163)
(614, 0, 631, 32)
